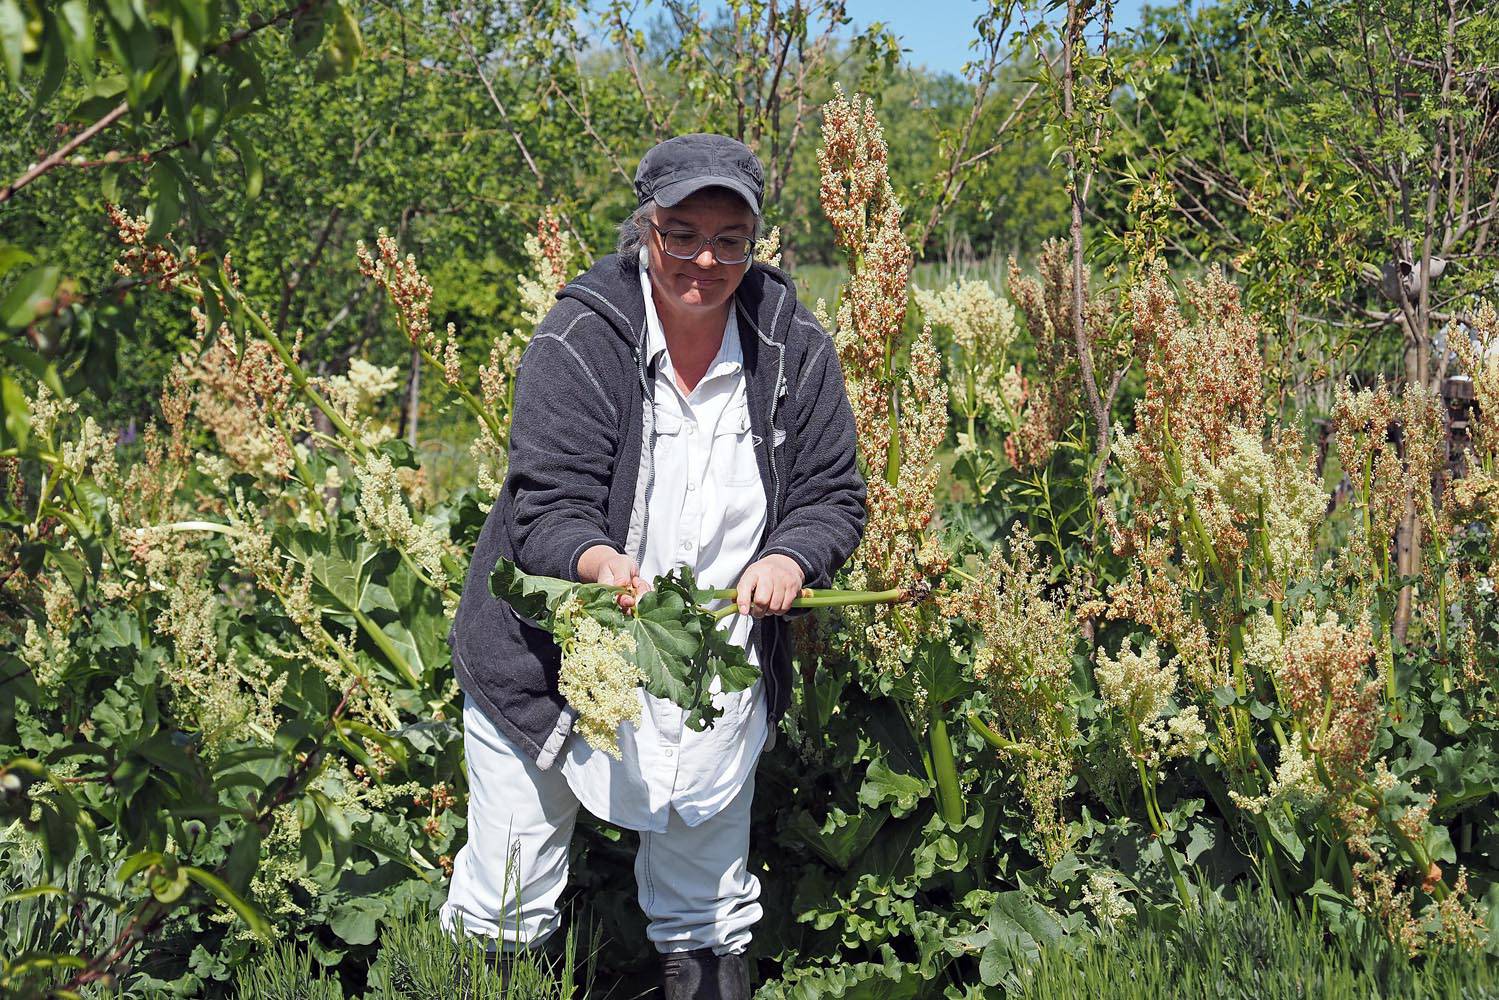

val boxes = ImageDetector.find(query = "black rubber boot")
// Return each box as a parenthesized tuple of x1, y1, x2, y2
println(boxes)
(661, 947, 750, 1000)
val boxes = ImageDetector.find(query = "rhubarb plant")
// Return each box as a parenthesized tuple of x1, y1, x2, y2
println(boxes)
(490, 556, 909, 752)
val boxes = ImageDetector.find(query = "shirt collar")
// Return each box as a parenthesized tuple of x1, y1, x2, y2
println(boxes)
(640, 257, 742, 379)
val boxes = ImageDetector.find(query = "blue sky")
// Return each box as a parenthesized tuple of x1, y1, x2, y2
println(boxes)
(843, 0, 1150, 77)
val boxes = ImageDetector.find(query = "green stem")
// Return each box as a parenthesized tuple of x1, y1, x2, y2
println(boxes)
(928, 709, 965, 826)
(346, 605, 422, 689)
(1136, 755, 1192, 909)
(948, 566, 981, 586)
(966, 714, 1047, 760)
(885, 394, 901, 488)
(274, 411, 335, 538)
(705, 587, 907, 619)
(1431, 527, 1450, 691)
(239, 299, 363, 446)
(415, 341, 505, 447)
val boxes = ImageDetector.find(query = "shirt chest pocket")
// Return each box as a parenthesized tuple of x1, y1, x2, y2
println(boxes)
(710, 401, 762, 488)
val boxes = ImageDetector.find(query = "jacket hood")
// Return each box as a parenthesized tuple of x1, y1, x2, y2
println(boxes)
(556, 252, 801, 355)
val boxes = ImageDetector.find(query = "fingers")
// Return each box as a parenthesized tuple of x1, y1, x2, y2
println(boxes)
(772, 576, 795, 614)
(734, 561, 802, 618)
(736, 571, 755, 617)
(751, 571, 777, 618)
(606, 557, 644, 612)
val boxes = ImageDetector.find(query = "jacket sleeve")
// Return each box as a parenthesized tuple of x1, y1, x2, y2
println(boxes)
(757, 323, 867, 591)
(506, 320, 621, 582)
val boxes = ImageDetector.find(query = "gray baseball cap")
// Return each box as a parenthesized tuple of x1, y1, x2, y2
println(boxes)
(634, 133, 764, 215)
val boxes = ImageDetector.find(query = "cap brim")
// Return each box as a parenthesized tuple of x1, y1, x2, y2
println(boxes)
(652, 176, 760, 216)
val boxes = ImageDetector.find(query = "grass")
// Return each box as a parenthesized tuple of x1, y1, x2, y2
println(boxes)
(790, 255, 1014, 314)
(1015, 887, 1498, 1000)
(226, 912, 584, 1000)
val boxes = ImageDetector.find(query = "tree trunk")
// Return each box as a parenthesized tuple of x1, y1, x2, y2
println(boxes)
(1392, 270, 1435, 645)
(1060, 0, 1111, 501)
(404, 344, 421, 449)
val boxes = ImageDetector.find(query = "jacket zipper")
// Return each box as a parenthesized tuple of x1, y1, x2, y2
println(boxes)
(633, 345, 655, 564)
(763, 338, 786, 719)
(767, 347, 785, 526)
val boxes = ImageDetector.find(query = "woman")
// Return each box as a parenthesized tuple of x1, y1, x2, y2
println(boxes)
(441, 133, 866, 999)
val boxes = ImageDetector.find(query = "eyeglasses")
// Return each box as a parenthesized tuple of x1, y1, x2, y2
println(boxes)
(648, 221, 756, 265)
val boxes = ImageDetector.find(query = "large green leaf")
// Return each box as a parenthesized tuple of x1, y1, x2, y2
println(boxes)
(0, 243, 34, 278)
(784, 804, 888, 870)
(289, 529, 397, 619)
(978, 891, 1065, 986)
(328, 894, 384, 946)
(622, 566, 759, 729)
(144, 159, 181, 242)
(0, 374, 30, 451)
(489, 557, 761, 731)
(891, 639, 970, 709)
(0, 0, 25, 85)
(0, 264, 61, 330)
(488, 555, 594, 624)
(858, 758, 928, 817)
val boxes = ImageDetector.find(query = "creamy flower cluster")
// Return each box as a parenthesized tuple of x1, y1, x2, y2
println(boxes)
(915, 277, 1019, 421)
(753, 225, 782, 268)
(938, 525, 1081, 861)
(1278, 610, 1380, 793)
(17, 567, 76, 698)
(354, 452, 449, 582)
(107, 202, 200, 292)
(1111, 260, 1272, 581)
(1095, 636, 1206, 770)
(189, 332, 304, 482)
(1197, 425, 1325, 582)
(316, 357, 401, 449)
(1229, 731, 1324, 815)
(1081, 871, 1134, 929)
(556, 599, 643, 759)
(154, 555, 286, 754)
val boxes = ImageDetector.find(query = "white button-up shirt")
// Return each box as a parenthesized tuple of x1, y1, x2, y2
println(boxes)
(558, 259, 770, 832)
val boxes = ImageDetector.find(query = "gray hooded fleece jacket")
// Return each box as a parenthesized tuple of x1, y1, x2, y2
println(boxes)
(449, 253, 867, 769)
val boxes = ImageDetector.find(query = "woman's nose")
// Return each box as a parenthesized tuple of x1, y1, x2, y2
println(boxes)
(693, 245, 718, 269)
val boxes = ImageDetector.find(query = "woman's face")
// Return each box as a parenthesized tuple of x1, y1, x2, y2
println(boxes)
(646, 189, 756, 315)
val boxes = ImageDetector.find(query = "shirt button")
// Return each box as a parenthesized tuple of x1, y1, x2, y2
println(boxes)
(686, 481, 696, 492)
(663, 748, 675, 758)
(680, 539, 692, 551)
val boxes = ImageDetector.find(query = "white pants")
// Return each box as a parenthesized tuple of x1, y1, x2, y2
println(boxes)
(439, 697, 763, 955)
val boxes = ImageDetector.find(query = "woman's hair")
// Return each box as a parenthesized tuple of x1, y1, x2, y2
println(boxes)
(616, 198, 764, 259)
(616, 201, 655, 258)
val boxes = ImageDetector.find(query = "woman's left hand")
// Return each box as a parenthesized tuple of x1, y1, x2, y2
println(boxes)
(735, 554, 805, 617)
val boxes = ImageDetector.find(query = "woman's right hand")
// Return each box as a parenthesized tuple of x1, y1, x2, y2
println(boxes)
(578, 544, 651, 612)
